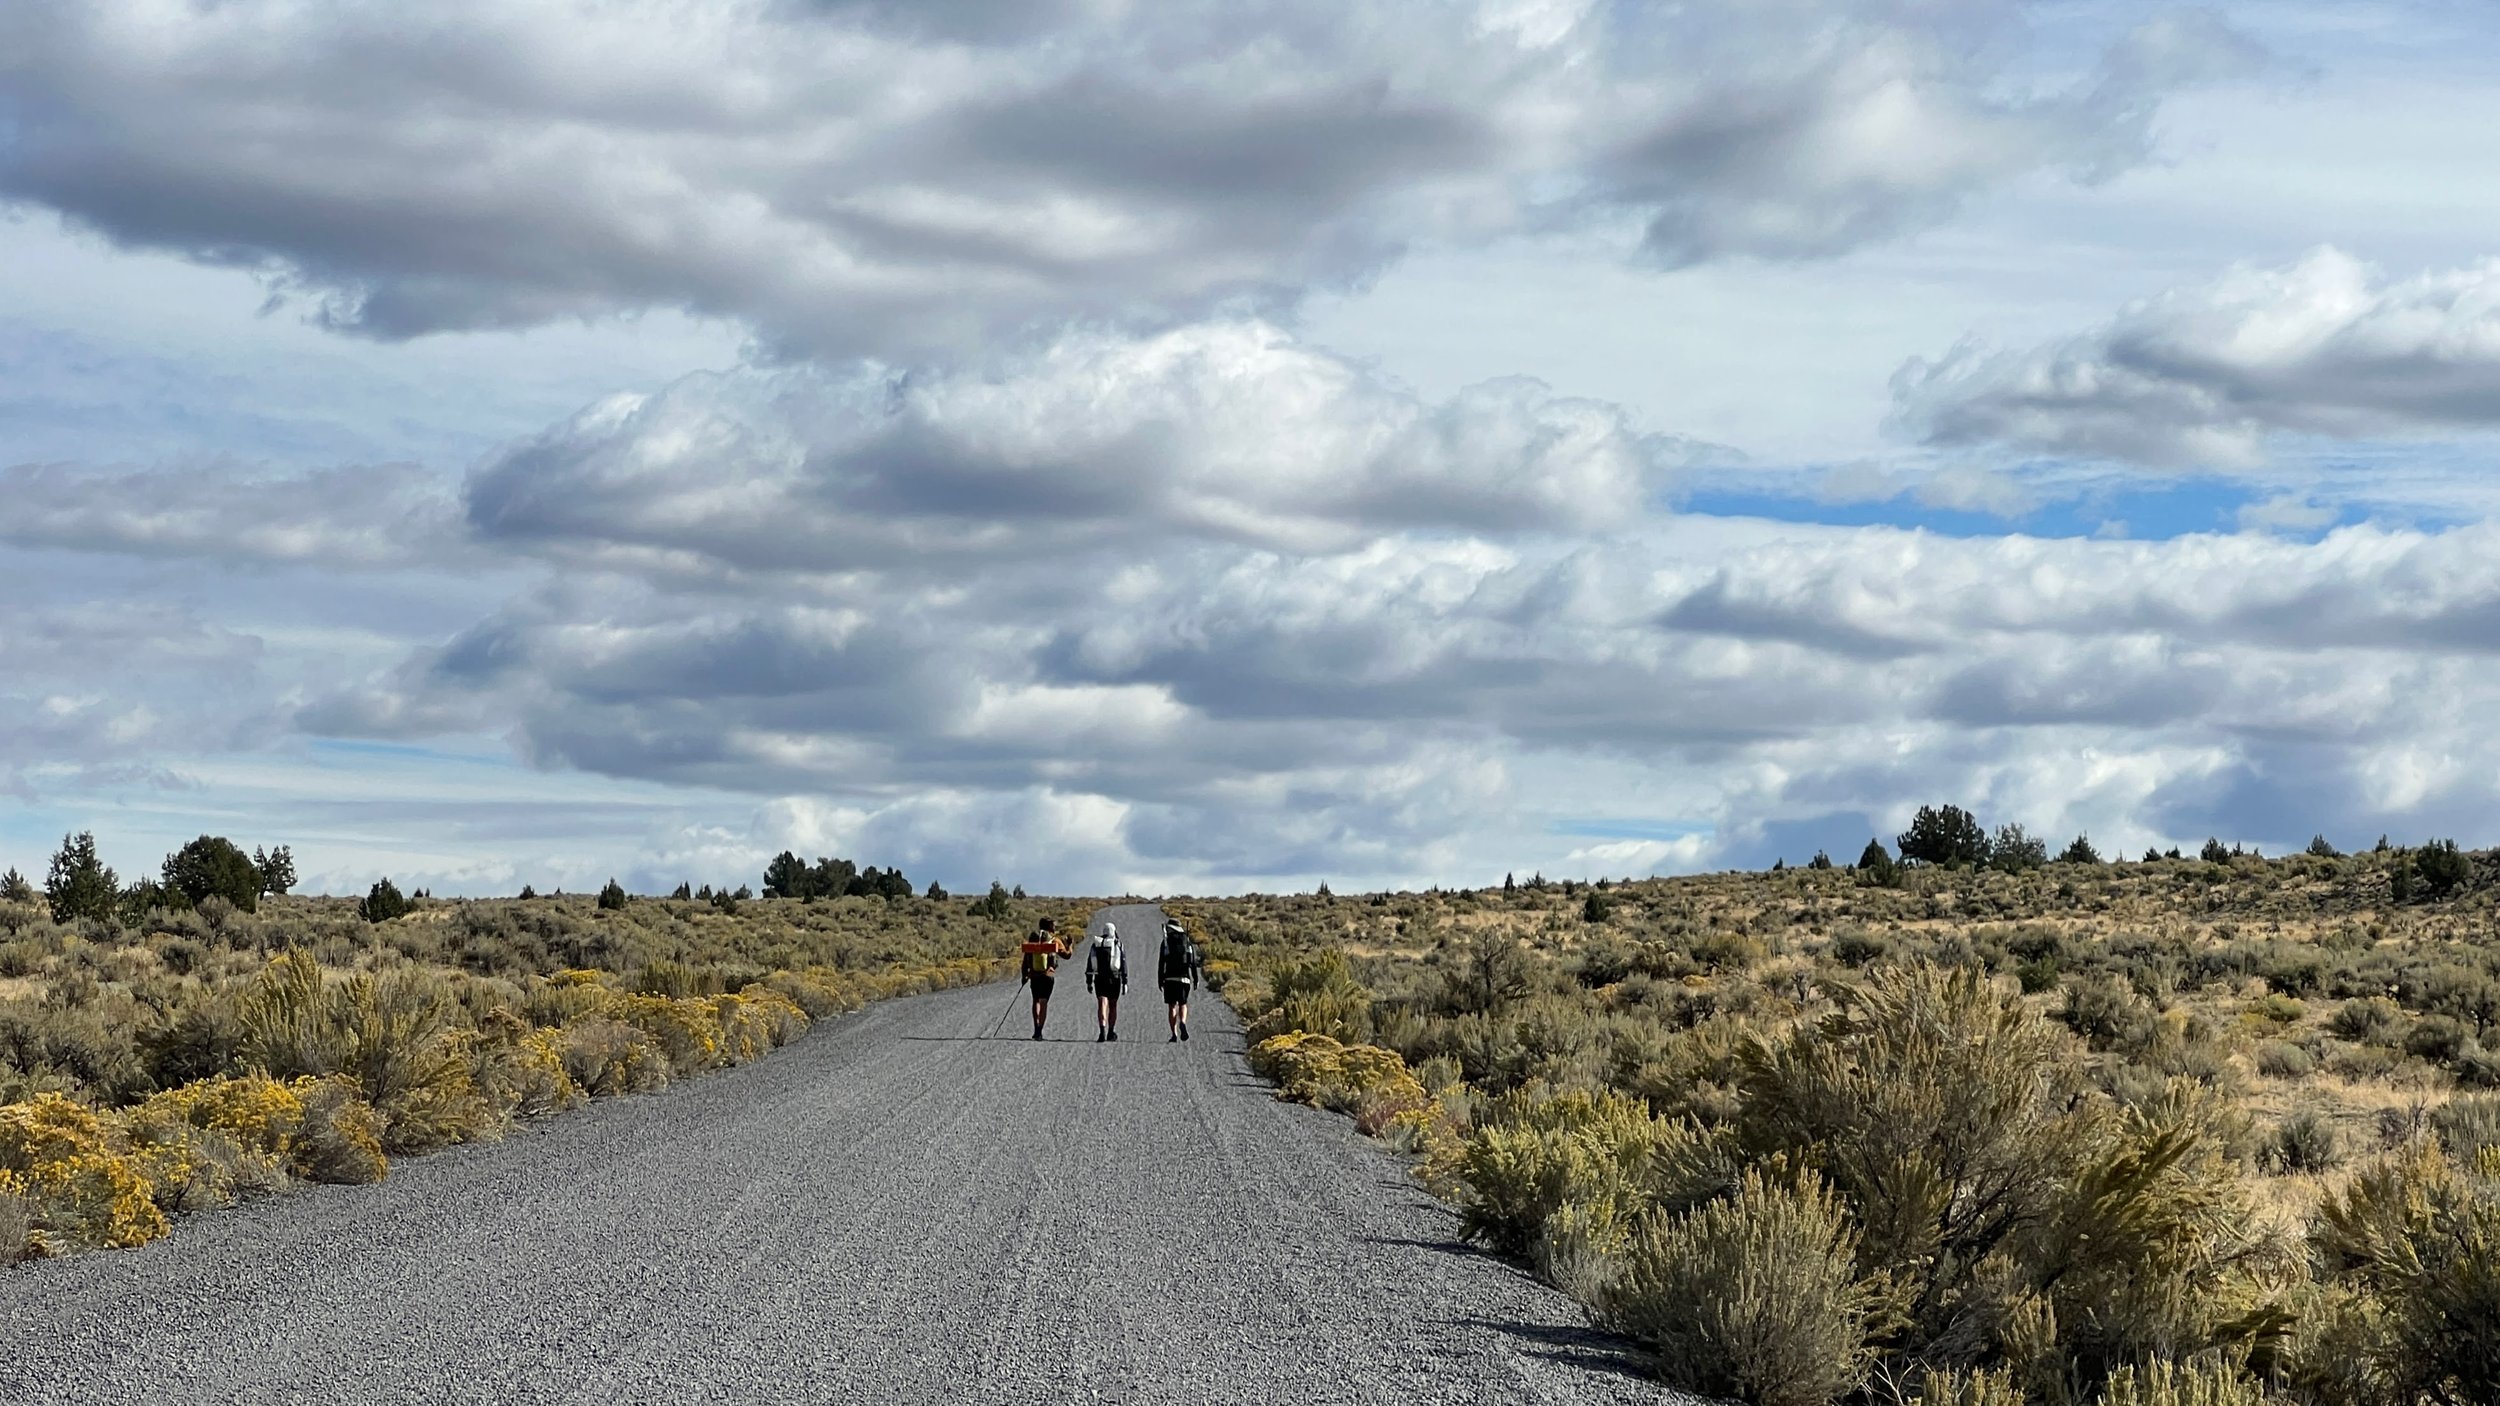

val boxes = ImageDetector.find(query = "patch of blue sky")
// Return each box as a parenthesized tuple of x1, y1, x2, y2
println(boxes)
(1674, 443, 2495, 543)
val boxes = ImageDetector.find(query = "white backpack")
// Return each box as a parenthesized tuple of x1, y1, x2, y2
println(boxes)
(1094, 934, 1125, 986)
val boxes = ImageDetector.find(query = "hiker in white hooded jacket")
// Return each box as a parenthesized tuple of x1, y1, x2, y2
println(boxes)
(1086, 921, 1128, 1043)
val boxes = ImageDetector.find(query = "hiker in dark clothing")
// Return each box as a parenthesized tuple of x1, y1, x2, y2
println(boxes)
(1019, 918, 1068, 1041)
(1158, 919, 1204, 1042)
(1086, 921, 1127, 1042)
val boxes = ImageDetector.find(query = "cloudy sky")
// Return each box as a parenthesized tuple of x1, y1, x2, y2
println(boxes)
(6, 0, 2500, 898)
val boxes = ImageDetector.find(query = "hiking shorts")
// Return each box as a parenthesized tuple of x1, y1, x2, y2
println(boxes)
(1029, 974, 1054, 1001)
(1163, 980, 1192, 1007)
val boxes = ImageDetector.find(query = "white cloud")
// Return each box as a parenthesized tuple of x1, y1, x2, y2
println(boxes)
(279, 488, 2500, 888)
(466, 321, 1707, 575)
(0, 2, 2250, 360)
(0, 461, 465, 567)
(1894, 247, 2500, 465)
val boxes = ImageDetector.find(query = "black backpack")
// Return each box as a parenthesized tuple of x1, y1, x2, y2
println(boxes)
(1093, 936, 1124, 989)
(1162, 931, 1194, 985)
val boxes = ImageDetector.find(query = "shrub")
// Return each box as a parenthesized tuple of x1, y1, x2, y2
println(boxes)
(2432, 1093, 2500, 1159)
(2265, 1109, 2343, 1173)
(1741, 964, 2098, 1333)
(288, 1076, 388, 1185)
(123, 1074, 302, 1209)
(0, 1093, 168, 1252)
(763, 968, 865, 1020)
(2332, 997, 2405, 1045)
(2256, 1041, 2315, 1079)
(1690, 930, 1768, 972)
(1250, 951, 1376, 1044)
(524, 969, 620, 1027)
(2312, 1142, 2500, 1404)
(0, 1174, 30, 1264)
(1251, 1032, 1427, 1127)
(620, 994, 726, 1076)
(236, 955, 490, 1153)
(2093, 1359, 2269, 1406)
(1908, 1366, 2025, 1405)
(1608, 1169, 1880, 1406)
(2060, 971, 2156, 1050)
(2014, 1080, 2271, 1382)
(558, 1017, 672, 1096)
(483, 1028, 584, 1119)
(596, 879, 629, 911)
(1450, 1087, 1718, 1257)
(729, 985, 809, 1051)
(2405, 1016, 2471, 1065)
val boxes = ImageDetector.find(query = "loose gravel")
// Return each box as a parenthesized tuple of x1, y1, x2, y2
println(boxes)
(2, 905, 1695, 1404)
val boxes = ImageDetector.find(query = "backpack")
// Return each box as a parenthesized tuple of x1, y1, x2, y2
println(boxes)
(1094, 935, 1125, 988)
(1022, 944, 1055, 978)
(1162, 931, 1195, 986)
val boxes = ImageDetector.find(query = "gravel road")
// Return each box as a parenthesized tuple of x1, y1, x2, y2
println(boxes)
(2, 904, 1691, 1404)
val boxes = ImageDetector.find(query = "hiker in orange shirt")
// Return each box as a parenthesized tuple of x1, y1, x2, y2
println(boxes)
(1017, 918, 1070, 1041)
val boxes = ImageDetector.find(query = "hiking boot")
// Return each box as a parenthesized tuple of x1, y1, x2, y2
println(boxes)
(1109, 1029, 1119, 1042)
(1168, 1032, 1178, 1042)
(1179, 1023, 1189, 1042)
(1032, 1027, 1043, 1041)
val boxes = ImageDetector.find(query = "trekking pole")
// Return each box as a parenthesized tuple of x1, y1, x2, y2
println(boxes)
(990, 955, 1029, 1040)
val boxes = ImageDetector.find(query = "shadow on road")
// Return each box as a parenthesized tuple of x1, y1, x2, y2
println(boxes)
(1449, 1317, 1655, 1385)
(899, 1035, 1081, 1044)
(1358, 1234, 1477, 1259)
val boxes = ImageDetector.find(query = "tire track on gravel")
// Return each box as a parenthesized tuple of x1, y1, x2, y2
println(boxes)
(1, 903, 1698, 1405)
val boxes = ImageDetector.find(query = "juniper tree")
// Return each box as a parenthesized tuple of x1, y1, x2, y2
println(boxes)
(1990, 823, 2047, 873)
(973, 881, 1013, 920)
(2417, 838, 2471, 897)
(1897, 805, 1989, 868)
(359, 877, 410, 922)
(762, 850, 812, 898)
(252, 844, 297, 896)
(46, 831, 118, 925)
(2058, 834, 2102, 865)
(163, 835, 263, 913)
